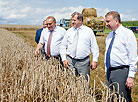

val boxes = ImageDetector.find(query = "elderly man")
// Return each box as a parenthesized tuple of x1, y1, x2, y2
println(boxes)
(34, 16, 66, 60)
(60, 12, 99, 81)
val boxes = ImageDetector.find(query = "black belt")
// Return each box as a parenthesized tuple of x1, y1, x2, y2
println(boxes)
(67, 55, 89, 61)
(46, 55, 60, 60)
(53, 55, 60, 59)
(109, 65, 129, 71)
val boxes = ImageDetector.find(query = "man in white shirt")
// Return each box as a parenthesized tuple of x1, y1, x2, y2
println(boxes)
(105, 11, 137, 102)
(60, 12, 99, 81)
(34, 16, 66, 60)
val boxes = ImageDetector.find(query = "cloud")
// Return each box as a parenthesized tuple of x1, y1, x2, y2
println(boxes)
(96, 8, 138, 21)
(20, 6, 84, 25)
(44, 6, 84, 23)
(120, 11, 138, 21)
(0, 1, 8, 5)
(96, 8, 110, 17)
(7, 14, 26, 19)
(0, 2, 85, 25)
(0, 1, 138, 25)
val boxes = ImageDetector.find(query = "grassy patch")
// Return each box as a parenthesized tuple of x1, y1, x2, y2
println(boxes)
(7, 29, 38, 47)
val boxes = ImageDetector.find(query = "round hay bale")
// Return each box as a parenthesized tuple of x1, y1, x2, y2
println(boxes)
(82, 8, 97, 17)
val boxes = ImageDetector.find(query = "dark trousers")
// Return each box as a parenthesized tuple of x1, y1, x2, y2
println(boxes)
(106, 66, 132, 102)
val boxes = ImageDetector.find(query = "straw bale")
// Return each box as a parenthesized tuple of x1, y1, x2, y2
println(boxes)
(69, 15, 105, 31)
(94, 16, 105, 22)
(83, 16, 95, 25)
(83, 16, 105, 24)
(83, 16, 105, 30)
(82, 8, 97, 17)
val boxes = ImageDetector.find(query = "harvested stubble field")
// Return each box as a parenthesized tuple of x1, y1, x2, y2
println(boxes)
(0, 24, 138, 102)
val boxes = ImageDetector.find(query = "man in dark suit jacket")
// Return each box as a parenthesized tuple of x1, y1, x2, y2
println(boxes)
(35, 20, 47, 56)
(35, 20, 47, 44)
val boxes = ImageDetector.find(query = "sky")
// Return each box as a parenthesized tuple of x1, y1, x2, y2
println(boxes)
(0, 0, 138, 25)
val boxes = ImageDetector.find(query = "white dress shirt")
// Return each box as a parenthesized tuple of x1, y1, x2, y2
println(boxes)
(60, 25, 99, 62)
(105, 25, 137, 77)
(39, 26, 66, 56)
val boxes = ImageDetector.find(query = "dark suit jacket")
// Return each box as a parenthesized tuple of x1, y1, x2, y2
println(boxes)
(35, 28, 43, 44)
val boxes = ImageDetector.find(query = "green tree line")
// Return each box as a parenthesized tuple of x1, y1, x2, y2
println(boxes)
(122, 21, 138, 27)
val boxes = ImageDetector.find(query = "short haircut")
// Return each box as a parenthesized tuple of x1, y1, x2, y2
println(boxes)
(105, 11, 121, 23)
(71, 12, 83, 22)
(46, 16, 56, 22)
(43, 20, 46, 24)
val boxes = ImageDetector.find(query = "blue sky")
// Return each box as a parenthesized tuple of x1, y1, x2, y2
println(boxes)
(0, 0, 138, 25)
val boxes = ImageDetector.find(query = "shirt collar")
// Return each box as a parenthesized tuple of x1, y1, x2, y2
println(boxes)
(48, 26, 57, 32)
(114, 24, 122, 35)
(73, 25, 83, 31)
(79, 25, 83, 30)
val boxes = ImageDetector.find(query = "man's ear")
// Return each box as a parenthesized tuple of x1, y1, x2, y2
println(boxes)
(115, 19, 119, 25)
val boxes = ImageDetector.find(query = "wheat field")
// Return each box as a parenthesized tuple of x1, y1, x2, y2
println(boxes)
(0, 24, 137, 102)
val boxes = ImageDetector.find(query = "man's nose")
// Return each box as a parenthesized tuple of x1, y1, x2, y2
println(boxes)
(47, 25, 51, 27)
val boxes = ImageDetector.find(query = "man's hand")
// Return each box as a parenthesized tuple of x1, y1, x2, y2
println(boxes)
(34, 49, 40, 57)
(34, 43, 43, 57)
(126, 77, 134, 90)
(63, 60, 70, 69)
(91, 61, 97, 70)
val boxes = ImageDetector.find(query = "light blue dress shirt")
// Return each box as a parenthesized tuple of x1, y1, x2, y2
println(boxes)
(39, 26, 66, 56)
(60, 25, 99, 62)
(105, 25, 137, 77)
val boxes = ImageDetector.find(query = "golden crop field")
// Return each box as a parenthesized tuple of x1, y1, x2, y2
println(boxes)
(0, 24, 138, 102)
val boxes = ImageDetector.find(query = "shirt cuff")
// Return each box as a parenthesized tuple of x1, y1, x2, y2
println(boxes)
(93, 57, 98, 62)
(128, 71, 135, 78)
(105, 65, 107, 72)
(61, 55, 67, 61)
